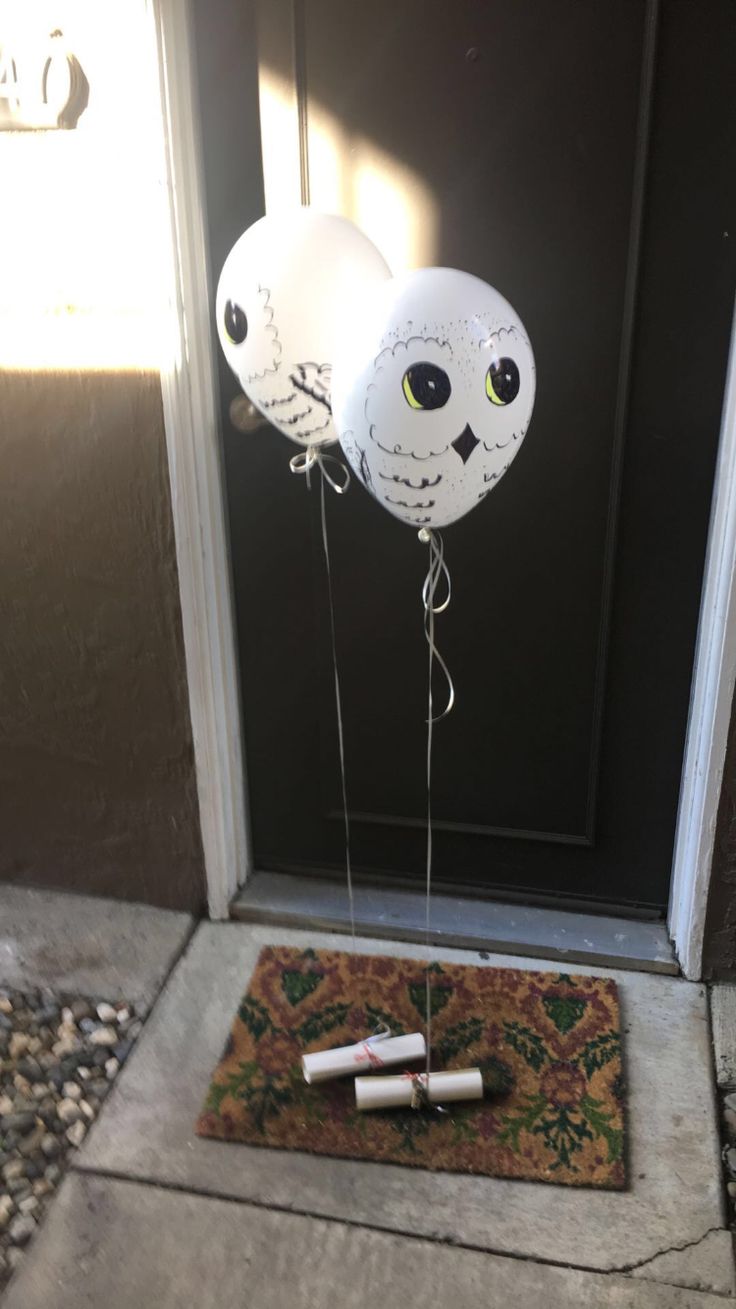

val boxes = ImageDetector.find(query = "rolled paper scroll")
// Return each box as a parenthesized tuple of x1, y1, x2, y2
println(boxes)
(302, 1032, 426, 1085)
(355, 1067, 484, 1112)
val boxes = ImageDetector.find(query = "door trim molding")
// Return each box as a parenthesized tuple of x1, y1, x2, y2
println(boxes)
(668, 301, 736, 979)
(584, 0, 659, 845)
(150, 0, 251, 918)
(153, 0, 735, 975)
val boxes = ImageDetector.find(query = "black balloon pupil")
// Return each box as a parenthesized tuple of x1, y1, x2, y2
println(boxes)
(224, 299, 248, 344)
(406, 362, 451, 409)
(490, 357, 520, 404)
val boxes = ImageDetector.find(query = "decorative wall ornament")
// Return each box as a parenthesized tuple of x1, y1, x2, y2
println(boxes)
(0, 29, 89, 131)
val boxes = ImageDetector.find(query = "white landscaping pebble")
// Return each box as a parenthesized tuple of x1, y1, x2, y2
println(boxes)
(105, 1057, 119, 1081)
(56, 1098, 81, 1126)
(79, 1100, 95, 1121)
(96, 1003, 117, 1024)
(8, 1213, 36, 1246)
(8, 1034, 29, 1060)
(65, 1120, 86, 1148)
(17, 1196, 38, 1217)
(0, 997, 12, 1015)
(40, 1133, 60, 1159)
(61, 1008, 74, 1027)
(88, 1026, 117, 1047)
(62, 1081, 81, 1102)
(0, 1095, 13, 1116)
(0, 1196, 14, 1229)
(77, 1065, 92, 1081)
(51, 1034, 80, 1058)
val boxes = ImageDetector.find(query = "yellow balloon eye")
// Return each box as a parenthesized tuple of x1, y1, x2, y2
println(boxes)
(402, 363, 451, 411)
(486, 357, 520, 406)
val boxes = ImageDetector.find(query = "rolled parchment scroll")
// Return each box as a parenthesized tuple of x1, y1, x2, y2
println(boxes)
(302, 1032, 426, 1085)
(355, 1067, 484, 1111)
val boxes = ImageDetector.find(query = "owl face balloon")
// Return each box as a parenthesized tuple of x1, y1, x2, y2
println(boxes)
(332, 268, 535, 528)
(216, 209, 391, 448)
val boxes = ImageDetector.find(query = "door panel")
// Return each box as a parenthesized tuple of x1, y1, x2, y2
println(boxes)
(192, 0, 736, 912)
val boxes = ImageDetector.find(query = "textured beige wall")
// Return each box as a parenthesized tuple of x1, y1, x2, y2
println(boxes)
(0, 368, 205, 911)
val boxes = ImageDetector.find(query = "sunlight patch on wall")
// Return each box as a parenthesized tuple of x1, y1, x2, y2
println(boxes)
(306, 99, 348, 215)
(258, 67, 438, 273)
(257, 66, 302, 211)
(350, 140, 438, 273)
(0, 0, 175, 371)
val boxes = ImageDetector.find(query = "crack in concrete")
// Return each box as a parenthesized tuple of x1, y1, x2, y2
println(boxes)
(613, 1226, 734, 1298)
(616, 1224, 724, 1271)
(71, 1164, 734, 1294)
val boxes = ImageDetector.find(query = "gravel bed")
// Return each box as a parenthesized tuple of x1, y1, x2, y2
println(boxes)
(722, 1089, 736, 1224)
(0, 986, 144, 1289)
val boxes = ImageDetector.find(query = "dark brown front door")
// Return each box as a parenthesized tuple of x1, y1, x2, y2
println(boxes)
(193, 0, 736, 915)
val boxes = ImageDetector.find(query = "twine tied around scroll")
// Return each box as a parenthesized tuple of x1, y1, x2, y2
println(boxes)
(353, 1022, 393, 1069)
(289, 446, 356, 948)
(402, 1071, 449, 1114)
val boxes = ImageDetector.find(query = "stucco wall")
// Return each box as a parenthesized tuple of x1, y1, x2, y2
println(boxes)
(0, 368, 205, 911)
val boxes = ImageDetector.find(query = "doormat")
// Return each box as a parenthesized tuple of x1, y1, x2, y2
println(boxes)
(196, 946, 625, 1188)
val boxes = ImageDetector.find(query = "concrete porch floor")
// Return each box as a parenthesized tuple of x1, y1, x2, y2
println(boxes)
(1, 896, 734, 1306)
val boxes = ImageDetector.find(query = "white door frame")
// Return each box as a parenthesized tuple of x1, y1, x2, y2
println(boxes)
(668, 302, 736, 978)
(151, 0, 736, 976)
(150, 0, 250, 918)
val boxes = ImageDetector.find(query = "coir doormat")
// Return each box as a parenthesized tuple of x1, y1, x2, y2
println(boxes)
(197, 946, 625, 1188)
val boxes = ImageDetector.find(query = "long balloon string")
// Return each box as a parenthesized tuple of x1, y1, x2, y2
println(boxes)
(418, 527, 453, 1080)
(290, 445, 355, 949)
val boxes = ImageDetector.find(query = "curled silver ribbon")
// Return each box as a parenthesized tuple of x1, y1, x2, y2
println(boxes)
(289, 444, 351, 495)
(368, 1022, 392, 1042)
(419, 528, 454, 723)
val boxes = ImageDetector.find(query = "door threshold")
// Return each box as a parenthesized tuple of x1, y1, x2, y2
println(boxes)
(231, 871, 678, 975)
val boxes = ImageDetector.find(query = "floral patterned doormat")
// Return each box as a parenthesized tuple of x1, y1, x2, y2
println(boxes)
(197, 946, 625, 1188)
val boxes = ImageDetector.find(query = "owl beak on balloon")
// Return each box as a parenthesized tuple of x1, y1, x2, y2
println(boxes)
(451, 424, 481, 465)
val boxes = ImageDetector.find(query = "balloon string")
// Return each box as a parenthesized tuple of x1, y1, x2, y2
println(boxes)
(319, 474, 356, 950)
(419, 527, 454, 1081)
(290, 447, 355, 950)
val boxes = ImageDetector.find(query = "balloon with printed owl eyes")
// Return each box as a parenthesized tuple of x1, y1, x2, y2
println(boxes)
(216, 209, 391, 448)
(331, 267, 536, 529)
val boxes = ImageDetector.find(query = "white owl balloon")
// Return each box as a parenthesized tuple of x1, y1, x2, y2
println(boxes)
(216, 210, 391, 448)
(332, 268, 535, 528)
